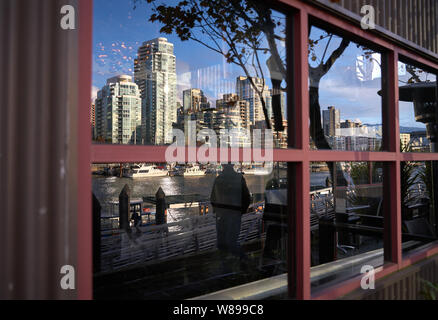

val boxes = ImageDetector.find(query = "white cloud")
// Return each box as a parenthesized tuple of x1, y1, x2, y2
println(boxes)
(91, 86, 99, 103)
(318, 77, 382, 123)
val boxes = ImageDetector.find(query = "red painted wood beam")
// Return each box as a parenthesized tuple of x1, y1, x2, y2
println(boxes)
(78, 0, 93, 300)
(292, 7, 311, 300)
(384, 50, 402, 265)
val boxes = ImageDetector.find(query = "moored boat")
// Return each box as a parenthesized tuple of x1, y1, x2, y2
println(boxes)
(125, 164, 168, 178)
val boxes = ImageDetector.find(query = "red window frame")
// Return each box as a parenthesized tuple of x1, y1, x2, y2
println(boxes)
(77, 0, 438, 300)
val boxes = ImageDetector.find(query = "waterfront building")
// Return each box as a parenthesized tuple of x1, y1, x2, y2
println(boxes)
(323, 106, 340, 137)
(134, 37, 177, 145)
(215, 94, 249, 129)
(400, 133, 411, 150)
(272, 119, 288, 149)
(183, 88, 210, 113)
(340, 119, 362, 128)
(94, 75, 141, 144)
(410, 131, 430, 152)
(236, 76, 271, 125)
(215, 94, 251, 147)
(182, 89, 210, 146)
(174, 103, 184, 131)
(90, 103, 96, 139)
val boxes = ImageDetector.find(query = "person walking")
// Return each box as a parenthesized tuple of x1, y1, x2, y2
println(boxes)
(131, 210, 142, 233)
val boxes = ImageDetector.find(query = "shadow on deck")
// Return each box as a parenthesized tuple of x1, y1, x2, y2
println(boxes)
(94, 240, 286, 300)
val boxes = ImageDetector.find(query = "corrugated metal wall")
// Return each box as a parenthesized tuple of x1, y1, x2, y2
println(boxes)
(312, 0, 438, 59)
(0, 0, 79, 299)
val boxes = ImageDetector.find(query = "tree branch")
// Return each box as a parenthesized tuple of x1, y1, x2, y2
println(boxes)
(321, 38, 350, 76)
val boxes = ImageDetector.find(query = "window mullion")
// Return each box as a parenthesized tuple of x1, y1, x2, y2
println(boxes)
(290, 7, 311, 300)
(383, 50, 402, 265)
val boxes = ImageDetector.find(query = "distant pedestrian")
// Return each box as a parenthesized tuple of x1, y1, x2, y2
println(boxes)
(131, 211, 141, 233)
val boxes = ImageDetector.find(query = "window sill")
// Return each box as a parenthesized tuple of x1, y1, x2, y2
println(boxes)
(190, 241, 438, 300)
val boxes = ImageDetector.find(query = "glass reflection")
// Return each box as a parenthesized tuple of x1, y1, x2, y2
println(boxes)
(309, 25, 383, 152)
(310, 162, 384, 291)
(401, 161, 438, 254)
(398, 62, 437, 153)
(92, 0, 288, 148)
(92, 161, 288, 299)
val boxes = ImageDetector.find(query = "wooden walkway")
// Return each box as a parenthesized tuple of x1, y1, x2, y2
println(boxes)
(98, 190, 335, 273)
(99, 212, 264, 273)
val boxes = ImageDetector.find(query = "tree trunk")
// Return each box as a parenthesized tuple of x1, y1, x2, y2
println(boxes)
(309, 78, 347, 186)
(309, 84, 330, 150)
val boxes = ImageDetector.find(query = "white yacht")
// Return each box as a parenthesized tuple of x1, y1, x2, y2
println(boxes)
(125, 164, 168, 178)
(250, 166, 273, 176)
(183, 165, 206, 176)
(238, 164, 273, 176)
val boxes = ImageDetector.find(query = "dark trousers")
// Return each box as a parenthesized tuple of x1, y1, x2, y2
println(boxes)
(215, 209, 242, 257)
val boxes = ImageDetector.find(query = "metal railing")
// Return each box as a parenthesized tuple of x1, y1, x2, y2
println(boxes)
(99, 212, 264, 273)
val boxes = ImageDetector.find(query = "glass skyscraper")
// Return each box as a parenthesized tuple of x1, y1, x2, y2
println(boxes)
(94, 75, 141, 144)
(134, 38, 177, 145)
(236, 76, 272, 125)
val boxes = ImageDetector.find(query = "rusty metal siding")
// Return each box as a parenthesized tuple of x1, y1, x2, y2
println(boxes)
(310, 0, 438, 59)
(0, 0, 79, 299)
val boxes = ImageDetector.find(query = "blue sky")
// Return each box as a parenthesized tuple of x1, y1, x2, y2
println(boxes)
(92, 0, 214, 78)
(92, 0, 221, 90)
(308, 26, 383, 125)
(92, 0, 278, 104)
(308, 25, 434, 128)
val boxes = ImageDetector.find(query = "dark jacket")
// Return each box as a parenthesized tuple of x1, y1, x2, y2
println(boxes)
(210, 165, 251, 215)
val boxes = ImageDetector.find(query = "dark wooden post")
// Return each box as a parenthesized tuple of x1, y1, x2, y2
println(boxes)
(119, 184, 131, 231)
(368, 162, 373, 184)
(92, 193, 101, 273)
(319, 216, 336, 264)
(155, 187, 167, 225)
(432, 161, 438, 237)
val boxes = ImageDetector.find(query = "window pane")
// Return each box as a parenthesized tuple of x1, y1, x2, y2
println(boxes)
(309, 25, 383, 151)
(310, 162, 384, 291)
(398, 61, 437, 153)
(92, 161, 289, 299)
(401, 161, 438, 255)
(92, 0, 289, 149)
